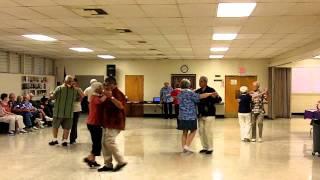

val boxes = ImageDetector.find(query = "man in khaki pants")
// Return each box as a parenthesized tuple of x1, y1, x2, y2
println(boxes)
(196, 76, 222, 155)
(98, 77, 127, 172)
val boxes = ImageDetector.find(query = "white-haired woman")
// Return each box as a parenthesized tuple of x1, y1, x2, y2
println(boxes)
(177, 79, 216, 153)
(84, 82, 107, 168)
(238, 86, 252, 142)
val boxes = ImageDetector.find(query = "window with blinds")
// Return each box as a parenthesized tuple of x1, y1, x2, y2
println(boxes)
(0, 52, 9, 73)
(45, 59, 54, 75)
(9, 53, 21, 73)
(34, 57, 45, 75)
(24, 56, 33, 74)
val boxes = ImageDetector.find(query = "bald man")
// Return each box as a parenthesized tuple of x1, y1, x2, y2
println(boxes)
(49, 75, 83, 147)
(250, 81, 267, 143)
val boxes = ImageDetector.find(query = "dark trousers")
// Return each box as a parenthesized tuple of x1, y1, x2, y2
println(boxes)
(87, 124, 102, 156)
(70, 112, 80, 143)
(163, 102, 173, 119)
(174, 104, 179, 126)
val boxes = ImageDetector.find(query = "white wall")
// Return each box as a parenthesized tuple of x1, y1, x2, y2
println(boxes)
(288, 59, 320, 113)
(55, 59, 269, 102)
(0, 73, 55, 99)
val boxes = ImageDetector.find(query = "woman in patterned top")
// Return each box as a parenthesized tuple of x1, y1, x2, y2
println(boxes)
(177, 79, 216, 153)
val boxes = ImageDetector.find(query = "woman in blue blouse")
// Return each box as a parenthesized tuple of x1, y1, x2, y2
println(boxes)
(177, 79, 216, 153)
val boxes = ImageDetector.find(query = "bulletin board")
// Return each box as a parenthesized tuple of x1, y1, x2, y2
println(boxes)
(171, 74, 196, 89)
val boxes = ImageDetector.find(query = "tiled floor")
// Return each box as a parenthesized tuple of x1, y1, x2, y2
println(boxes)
(0, 117, 319, 180)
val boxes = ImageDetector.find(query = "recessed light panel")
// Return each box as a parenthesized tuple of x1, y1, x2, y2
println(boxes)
(209, 55, 224, 59)
(210, 47, 229, 52)
(69, 47, 93, 52)
(212, 33, 237, 40)
(217, 3, 257, 17)
(22, 34, 57, 41)
(97, 55, 116, 59)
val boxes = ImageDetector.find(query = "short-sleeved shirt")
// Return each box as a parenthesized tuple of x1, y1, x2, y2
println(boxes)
(251, 89, 267, 114)
(22, 101, 34, 110)
(178, 89, 200, 121)
(84, 86, 94, 102)
(0, 102, 11, 112)
(87, 95, 103, 126)
(238, 93, 252, 113)
(171, 88, 181, 105)
(101, 88, 126, 130)
(53, 84, 81, 119)
(195, 86, 222, 116)
(160, 86, 173, 103)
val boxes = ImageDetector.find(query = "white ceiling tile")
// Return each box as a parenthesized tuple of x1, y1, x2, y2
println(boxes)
(0, 7, 49, 19)
(103, 5, 146, 18)
(151, 18, 184, 27)
(136, 0, 176, 4)
(179, 4, 216, 17)
(32, 6, 80, 19)
(53, 0, 96, 6)
(15, 0, 57, 6)
(183, 17, 215, 27)
(141, 5, 181, 17)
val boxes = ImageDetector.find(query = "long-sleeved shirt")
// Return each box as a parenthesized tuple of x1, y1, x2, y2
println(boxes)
(160, 86, 173, 103)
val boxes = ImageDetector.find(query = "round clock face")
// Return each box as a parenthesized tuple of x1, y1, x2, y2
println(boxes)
(180, 65, 189, 73)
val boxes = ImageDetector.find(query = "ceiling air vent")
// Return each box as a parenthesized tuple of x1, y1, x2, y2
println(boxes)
(83, 8, 108, 15)
(137, 41, 147, 44)
(116, 28, 132, 33)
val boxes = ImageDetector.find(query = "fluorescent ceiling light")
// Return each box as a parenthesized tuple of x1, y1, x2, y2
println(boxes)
(314, 55, 320, 59)
(69, 47, 93, 52)
(209, 55, 224, 59)
(98, 55, 116, 59)
(210, 47, 229, 52)
(22, 34, 57, 41)
(212, 33, 237, 40)
(217, 3, 257, 17)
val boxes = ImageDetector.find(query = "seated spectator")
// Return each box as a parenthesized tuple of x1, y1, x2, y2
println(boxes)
(28, 93, 46, 126)
(15, 95, 42, 131)
(0, 93, 27, 135)
(40, 97, 53, 126)
(8, 93, 16, 110)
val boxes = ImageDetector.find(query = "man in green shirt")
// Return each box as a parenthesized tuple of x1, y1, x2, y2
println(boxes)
(49, 75, 83, 147)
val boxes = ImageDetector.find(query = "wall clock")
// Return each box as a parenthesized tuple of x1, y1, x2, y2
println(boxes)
(180, 64, 189, 73)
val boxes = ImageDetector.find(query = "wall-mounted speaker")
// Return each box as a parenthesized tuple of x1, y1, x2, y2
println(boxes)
(106, 64, 116, 77)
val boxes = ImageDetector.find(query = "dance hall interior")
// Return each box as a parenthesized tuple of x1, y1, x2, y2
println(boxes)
(0, 1, 320, 180)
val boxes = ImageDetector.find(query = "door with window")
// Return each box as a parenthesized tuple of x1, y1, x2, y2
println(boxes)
(225, 76, 257, 118)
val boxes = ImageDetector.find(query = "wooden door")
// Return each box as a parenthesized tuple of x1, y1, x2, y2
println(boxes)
(225, 76, 257, 118)
(125, 75, 144, 102)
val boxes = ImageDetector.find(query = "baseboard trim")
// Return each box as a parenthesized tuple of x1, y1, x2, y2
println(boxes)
(291, 113, 304, 115)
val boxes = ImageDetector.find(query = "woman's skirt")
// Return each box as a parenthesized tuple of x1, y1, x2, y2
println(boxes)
(177, 119, 197, 131)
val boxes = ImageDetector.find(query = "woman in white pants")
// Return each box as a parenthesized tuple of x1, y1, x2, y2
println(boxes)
(238, 86, 252, 142)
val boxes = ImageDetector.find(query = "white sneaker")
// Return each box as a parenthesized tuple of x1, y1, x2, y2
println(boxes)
(32, 126, 39, 130)
(45, 116, 53, 122)
(40, 125, 45, 129)
(258, 138, 263, 143)
(183, 146, 194, 153)
(19, 129, 28, 133)
(251, 139, 256, 142)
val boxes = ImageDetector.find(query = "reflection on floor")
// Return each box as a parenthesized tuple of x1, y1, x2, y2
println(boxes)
(0, 117, 319, 180)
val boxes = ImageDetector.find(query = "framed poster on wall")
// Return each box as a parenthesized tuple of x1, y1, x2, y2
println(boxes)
(171, 74, 196, 89)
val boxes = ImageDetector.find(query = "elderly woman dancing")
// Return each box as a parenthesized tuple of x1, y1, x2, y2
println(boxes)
(177, 79, 216, 153)
(84, 82, 107, 167)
